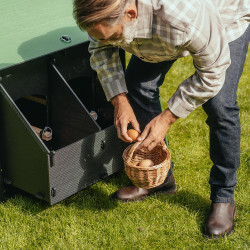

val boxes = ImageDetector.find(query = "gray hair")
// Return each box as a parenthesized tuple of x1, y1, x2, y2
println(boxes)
(73, 0, 130, 30)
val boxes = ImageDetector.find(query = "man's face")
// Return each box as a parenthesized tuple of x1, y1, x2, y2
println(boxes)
(88, 17, 138, 45)
(87, 22, 124, 44)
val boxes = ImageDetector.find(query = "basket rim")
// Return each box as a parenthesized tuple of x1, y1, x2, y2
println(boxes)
(123, 141, 171, 170)
(125, 163, 169, 170)
(125, 158, 170, 170)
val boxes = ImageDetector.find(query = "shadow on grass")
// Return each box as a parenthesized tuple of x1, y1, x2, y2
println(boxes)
(0, 171, 128, 214)
(62, 171, 131, 211)
(62, 185, 118, 211)
(153, 189, 211, 233)
(4, 183, 118, 215)
(4, 170, 230, 233)
(3, 183, 119, 214)
(3, 187, 50, 215)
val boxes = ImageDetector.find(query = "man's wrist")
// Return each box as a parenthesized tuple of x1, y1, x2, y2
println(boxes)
(163, 108, 179, 124)
(111, 93, 128, 106)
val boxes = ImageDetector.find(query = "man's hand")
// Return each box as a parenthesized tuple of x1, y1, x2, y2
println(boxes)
(137, 109, 179, 150)
(111, 93, 140, 142)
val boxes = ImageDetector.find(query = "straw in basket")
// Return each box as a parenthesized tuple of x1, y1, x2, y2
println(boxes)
(122, 140, 171, 189)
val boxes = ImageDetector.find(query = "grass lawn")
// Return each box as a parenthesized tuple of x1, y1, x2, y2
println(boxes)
(0, 49, 249, 249)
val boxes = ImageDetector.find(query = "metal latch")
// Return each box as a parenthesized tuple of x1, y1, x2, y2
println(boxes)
(60, 35, 72, 43)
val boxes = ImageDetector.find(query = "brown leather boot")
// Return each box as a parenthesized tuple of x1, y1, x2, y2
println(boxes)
(111, 174, 177, 202)
(205, 200, 237, 238)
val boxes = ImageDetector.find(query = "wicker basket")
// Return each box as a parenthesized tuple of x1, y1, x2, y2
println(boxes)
(122, 141, 171, 189)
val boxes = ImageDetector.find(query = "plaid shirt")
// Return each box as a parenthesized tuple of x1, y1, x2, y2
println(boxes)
(89, 0, 250, 118)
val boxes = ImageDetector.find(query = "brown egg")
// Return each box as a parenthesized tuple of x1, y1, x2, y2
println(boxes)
(127, 129, 140, 142)
(139, 159, 154, 168)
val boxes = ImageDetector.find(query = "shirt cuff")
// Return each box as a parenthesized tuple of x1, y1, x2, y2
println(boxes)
(167, 94, 194, 118)
(102, 78, 128, 102)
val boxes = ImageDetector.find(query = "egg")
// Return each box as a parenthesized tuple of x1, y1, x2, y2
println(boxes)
(127, 129, 140, 142)
(139, 159, 154, 168)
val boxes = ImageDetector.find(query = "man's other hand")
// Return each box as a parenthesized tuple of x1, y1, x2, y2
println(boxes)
(111, 93, 140, 142)
(137, 109, 178, 150)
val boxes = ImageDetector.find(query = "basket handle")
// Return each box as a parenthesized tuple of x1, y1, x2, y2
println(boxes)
(126, 140, 167, 162)
(126, 142, 141, 163)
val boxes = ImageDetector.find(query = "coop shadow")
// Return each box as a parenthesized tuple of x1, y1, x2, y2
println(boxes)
(17, 26, 86, 61)
(3, 187, 50, 215)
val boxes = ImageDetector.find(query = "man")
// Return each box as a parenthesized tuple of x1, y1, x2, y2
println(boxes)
(73, 0, 249, 238)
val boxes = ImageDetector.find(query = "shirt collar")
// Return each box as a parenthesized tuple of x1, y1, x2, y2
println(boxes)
(134, 0, 153, 38)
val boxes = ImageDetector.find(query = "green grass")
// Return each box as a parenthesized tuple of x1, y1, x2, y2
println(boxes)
(0, 50, 249, 249)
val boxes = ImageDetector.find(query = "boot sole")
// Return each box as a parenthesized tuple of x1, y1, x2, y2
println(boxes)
(110, 185, 177, 203)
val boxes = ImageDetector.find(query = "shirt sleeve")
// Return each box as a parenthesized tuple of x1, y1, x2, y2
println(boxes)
(167, 4, 231, 118)
(88, 37, 128, 101)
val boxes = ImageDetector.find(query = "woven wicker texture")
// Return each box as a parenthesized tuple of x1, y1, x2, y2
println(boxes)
(123, 141, 171, 189)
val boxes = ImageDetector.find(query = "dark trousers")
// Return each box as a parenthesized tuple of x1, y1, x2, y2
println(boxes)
(125, 25, 250, 202)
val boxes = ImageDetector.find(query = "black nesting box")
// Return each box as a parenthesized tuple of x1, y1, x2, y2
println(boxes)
(0, 43, 127, 205)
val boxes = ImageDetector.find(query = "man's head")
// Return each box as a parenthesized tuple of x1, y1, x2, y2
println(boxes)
(73, 0, 137, 44)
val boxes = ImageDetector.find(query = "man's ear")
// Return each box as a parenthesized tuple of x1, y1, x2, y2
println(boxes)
(125, 5, 137, 20)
